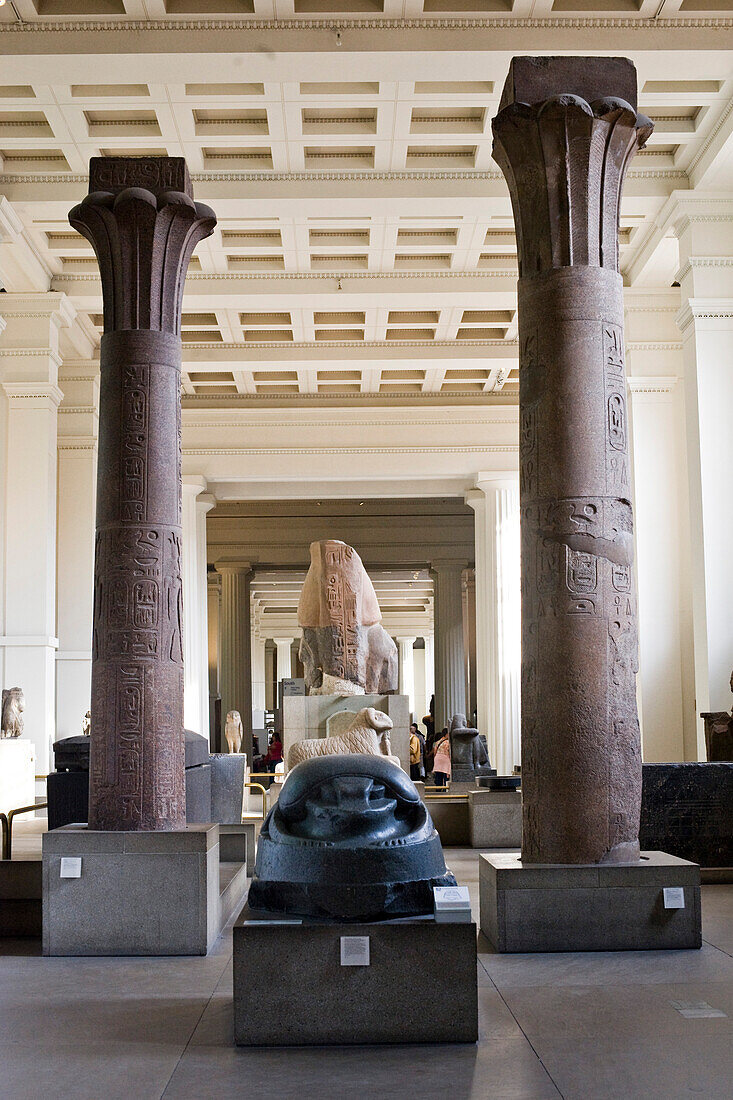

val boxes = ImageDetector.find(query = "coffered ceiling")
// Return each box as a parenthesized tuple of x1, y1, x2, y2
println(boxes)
(1, 13, 732, 403)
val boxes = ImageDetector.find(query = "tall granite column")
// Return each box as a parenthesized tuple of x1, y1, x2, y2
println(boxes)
(70, 158, 215, 830)
(492, 58, 652, 864)
(216, 562, 253, 760)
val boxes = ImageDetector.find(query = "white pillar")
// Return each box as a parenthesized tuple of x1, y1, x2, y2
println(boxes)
(466, 474, 521, 775)
(396, 636, 417, 716)
(413, 643, 427, 727)
(251, 633, 267, 729)
(0, 293, 73, 776)
(424, 632, 435, 712)
(56, 363, 98, 741)
(670, 197, 733, 755)
(182, 476, 214, 737)
(273, 636, 294, 683)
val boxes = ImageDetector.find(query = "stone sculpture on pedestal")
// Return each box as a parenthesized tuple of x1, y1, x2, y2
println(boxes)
(449, 713, 494, 784)
(492, 56, 652, 865)
(69, 157, 216, 831)
(248, 754, 456, 920)
(1, 688, 25, 739)
(287, 706, 399, 769)
(298, 540, 398, 695)
(225, 710, 243, 754)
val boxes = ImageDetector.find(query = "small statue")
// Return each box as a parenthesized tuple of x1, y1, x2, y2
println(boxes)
(298, 540, 398, 695)
(248, 754, 457, 920)
(82, 711, 91, 736)
(1, 687, 25, 739)
(449, 713, 494, 783)
(288, 706, 399, 770)
(225, 710, 243, 754)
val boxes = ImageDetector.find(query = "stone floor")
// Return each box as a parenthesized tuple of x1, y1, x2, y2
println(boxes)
(1, 837, 732, 1099)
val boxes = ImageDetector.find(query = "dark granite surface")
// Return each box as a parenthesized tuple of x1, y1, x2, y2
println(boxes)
(640, 763, 733, 867)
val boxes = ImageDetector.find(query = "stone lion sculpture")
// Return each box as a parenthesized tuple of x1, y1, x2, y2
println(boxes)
(225, 710, 243, 754)
(287, 706, 400, 770)
(1, 687, 25, 739)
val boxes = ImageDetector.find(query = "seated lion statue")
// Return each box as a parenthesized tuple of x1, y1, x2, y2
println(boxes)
(287, 706, 401, 770)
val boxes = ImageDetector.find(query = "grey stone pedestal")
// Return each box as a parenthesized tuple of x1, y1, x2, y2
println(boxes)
(468, 789, 522, 848)
(480, 851, 702, 953)
(233, 905, 477, 1045)
(43, 823, 248, 956)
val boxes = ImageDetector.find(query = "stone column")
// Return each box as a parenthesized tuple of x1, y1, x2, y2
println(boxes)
(216, 562, 253, 759)
(424, 632, 435, 711)
(273, 636, 294, 683)
(431, 561, 467, 731)
(0, 293, 74, 777)
(56, 363, 99, 741)
(251, 633, 267, 730)
(669, 198, 733, 753)
(70, 157, 216, 830)
(492, 57, 651, 864)
(396, 636, 416, 715)
(466, 473, 521, 775)
(182, 476, 214, 737)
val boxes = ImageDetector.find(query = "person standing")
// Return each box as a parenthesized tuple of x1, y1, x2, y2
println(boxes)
(409, 724, 422, 781)
(432, 727, 451, 789)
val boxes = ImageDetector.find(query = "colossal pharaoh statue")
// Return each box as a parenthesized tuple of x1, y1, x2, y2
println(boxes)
(298, 540, 398, 696)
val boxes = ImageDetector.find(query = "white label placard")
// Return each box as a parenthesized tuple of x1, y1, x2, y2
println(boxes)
(433, 885, 471, 909)
(663, 886, 685, 909)
(60, 857, 82, 879)
(340, 935, 370, 966)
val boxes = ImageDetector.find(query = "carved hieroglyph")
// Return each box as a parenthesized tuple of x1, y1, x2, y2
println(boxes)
(287, 706, 400, 770)
(225, 710, 244, 754)
(1, 688, 25, 739)
(70, 157, 216, 830)
(492, 58, 652, 864)
(298, 540, 398, 695)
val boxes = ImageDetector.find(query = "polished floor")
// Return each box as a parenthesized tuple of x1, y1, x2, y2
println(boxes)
(1, 840, 732, 1100)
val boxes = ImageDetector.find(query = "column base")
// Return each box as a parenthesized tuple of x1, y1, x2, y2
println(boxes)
(42, 823, 248, 956)
(233, 905, 478, 1045)
(479, 851, 702, 952)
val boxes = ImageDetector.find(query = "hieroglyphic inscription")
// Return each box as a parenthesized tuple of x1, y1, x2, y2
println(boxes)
(603, 323, 629, 493)
(121, 364, 149, 522)
(90, 156, 188, 196)
(324, 543, 360, 681)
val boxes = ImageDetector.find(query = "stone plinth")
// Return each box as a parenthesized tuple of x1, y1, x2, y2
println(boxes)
(480, 851, 701, 953)
(42, 823, 247, 956)
(233, 906, 477, 1045)
(426, 795, 470, 846)
(468, 789, 522, 849)
(0, 739, 35, 816)
(282, 693, 410, 772)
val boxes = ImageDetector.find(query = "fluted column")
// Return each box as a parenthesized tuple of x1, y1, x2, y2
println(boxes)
(466, 473, 521, 775)
(431, 561, 467, 730)
(217, 562, 253, 760)
(251, 633, 267, 729)
(396, 636, 417, 716)
(424, 632, 435, 711)
(0, 293, 74, 777)
(70, 157, 216, 830)
(493, 57, 651, 863)
(182, 476, 214, 737)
